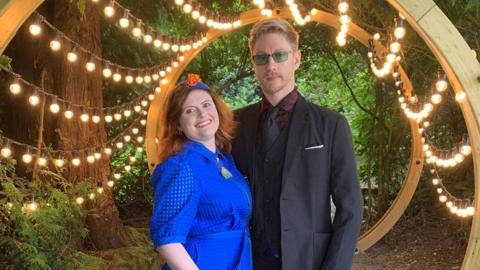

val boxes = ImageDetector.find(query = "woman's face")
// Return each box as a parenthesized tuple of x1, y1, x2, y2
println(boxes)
(179, 89, 220, 146)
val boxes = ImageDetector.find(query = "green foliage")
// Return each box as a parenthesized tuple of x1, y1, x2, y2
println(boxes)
(0, 161, 107, 270)
(0, 54, 12, 70)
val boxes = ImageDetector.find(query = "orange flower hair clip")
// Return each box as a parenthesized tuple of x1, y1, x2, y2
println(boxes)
(183, 73, 210, 91)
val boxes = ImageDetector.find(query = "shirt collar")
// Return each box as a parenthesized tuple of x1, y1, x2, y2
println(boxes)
(184, 140, 226, 163)
(261, 87, 299, 113)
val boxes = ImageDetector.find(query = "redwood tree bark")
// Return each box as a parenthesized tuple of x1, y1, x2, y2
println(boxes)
(49, 1, 130, 249)
(2, 0, 130, 249)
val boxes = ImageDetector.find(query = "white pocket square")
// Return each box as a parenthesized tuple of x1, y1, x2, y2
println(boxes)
(305, 144, 324, 150)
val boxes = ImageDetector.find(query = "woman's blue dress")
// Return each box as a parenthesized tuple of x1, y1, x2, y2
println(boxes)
(150, 141, 252, 270)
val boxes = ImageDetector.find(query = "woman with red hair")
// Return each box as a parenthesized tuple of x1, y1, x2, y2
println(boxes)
(150, 74, 252, 270)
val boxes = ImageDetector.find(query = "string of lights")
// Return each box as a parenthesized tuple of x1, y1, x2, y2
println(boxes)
(92, 0, 208, 53)
(335, 1, 350, 46)
(429, 167, 475, 218)
(252, 0, 274, 17)
(0, 115, 146, 168)
(423, 133, 472, 168)
(285, 0, 312, 26)
(173, 0, 242, 30)
(367, 15, 406, 78)
(28, 12, 185, 85)
(3, 67, 157, 125)
(393, 69, 448, 123)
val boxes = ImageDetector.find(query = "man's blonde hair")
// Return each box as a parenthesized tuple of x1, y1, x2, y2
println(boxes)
(249, 18, 299, 52)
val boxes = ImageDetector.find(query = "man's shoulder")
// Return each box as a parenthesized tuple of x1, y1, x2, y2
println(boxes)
(234, 102, 260, 119)
(305, 101, 344, 122)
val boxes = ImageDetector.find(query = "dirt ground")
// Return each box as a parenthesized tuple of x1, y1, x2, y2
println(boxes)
(352, 207, 470, 270)
(119, 202, 471, 270)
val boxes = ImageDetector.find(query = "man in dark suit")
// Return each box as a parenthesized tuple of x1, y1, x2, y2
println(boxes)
(232, 18, 363, 270)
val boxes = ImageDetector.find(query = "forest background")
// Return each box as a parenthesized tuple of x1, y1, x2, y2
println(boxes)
(0, 0, 479, 269)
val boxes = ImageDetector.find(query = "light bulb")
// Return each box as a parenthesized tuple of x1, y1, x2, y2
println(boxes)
(390, 41, 401, 53)
(86, 59, 96, 72)
(137, 136, 144, 143)
(136, 147, 143, 152)
(114, 113, 122, 121)
(54, 158, 65, 167)
(338, 2, 349, 13)
(22, 151, 33, 164)
(435, 79, 448, 92)
(394, 26, 406, 39)
(107, 180, 114, 187)
(105, 114, 113, 123)
(183, 4, 192, 13)
(148, 94, 155, 101)
(154, 39, 162, 48)
(454, 153, 464, 163)
(72, 157, 81, 166)
(339, 15, 350, 24)
(28, 16, 42, 36)
(87, 154, 95, 163)
(116, 142, 124, 149)
(94, 151, 102, 160)
(1, 144, 12, 158)
(166, 66, 173, 73)
(92, 114, 101, 124)
(76, 197, 84, 205)
(461, 145, 472, 156)
(175, 0, 184, 5)
(37, 156, 47, 167)
(439, 195, 447, 202)
(132, 26, 142, 37)
(140, 119, 146, 125)
(432, 178, 440, 185)
(129, 156, 136, 162)
(119, 11, 130, 28)
(144, 33, 153, 44)
(29, 92, 40, 106)
(431, 93, 442, 104)
(103, 65, 112, 78)
(125, 74, 133, 84)
(144, 75, 151, 83)
(104, 147, 112, 155)
(455, 91, 466, 102)
(97, 187, 104, 194)
(50, 98, 60, 114)
(162, 42, 171, 51)
(67, 48, 78, 62)
(50, 38, 61, 51)
(125, 165, 132, 171)
(123, 135, 131, 142)
(152, 74, 159, 81)
(27, 201, 38, 212)
(9, 79, 21, 95)
(199, 16, 207, 24)
(134, 105, 142, 112)
(111, 71, 121, 82)
(104, 4, 115, 17)
(135, 75, 144, 84)
(123, 110, 132, 117)
(132, 128, 139, 134)
(336, 35, 346, 46)
(141, 100, 148, 107)
(89, 193, 96, 200)
(446, 201, 453, 208)
(80, 110, 89, 122)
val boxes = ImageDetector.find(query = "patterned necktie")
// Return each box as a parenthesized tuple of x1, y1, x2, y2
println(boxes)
(264, 106, 280, 149)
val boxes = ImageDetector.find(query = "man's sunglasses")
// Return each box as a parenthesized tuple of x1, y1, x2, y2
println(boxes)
(252, 50, 291, 65)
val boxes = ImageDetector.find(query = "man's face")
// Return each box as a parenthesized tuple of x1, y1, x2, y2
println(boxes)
(252, 33, 301, 102)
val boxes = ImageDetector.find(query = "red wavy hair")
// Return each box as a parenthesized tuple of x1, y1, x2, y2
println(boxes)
(157, 84, 236, 163)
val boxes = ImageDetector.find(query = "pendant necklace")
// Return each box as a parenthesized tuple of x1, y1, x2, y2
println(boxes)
(216, 156, 232, 179)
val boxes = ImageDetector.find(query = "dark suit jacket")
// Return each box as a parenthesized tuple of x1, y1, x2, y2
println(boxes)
(232, 95, 363, 270)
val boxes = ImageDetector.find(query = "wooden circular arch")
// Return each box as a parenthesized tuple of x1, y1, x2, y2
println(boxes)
(0, 1, 479, 269)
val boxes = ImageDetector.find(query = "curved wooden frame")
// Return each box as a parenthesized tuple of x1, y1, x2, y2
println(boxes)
(1, 1, 479, 268)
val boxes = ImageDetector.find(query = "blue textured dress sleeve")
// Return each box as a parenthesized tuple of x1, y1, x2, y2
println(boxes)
(150, 155, 200, 248)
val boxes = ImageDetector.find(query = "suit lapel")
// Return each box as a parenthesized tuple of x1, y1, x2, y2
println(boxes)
(282, 96, 308, 187)
(244, 103, 261, 182)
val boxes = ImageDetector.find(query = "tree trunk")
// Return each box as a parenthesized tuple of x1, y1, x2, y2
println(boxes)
(49, 0, 130, 249)
(2, 0, 130, 249)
